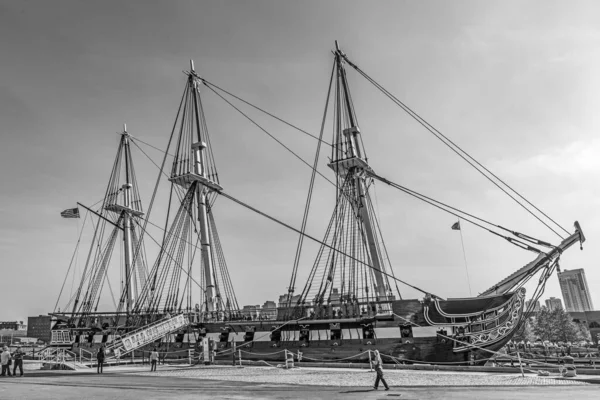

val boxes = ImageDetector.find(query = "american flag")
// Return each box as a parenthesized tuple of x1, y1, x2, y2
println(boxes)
(60, 207, 80, 218)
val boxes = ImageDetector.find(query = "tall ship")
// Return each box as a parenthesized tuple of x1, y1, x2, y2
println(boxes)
(51, 43, 585, 365)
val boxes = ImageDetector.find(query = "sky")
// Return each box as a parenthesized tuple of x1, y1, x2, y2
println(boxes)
(1, 0, 599, 322)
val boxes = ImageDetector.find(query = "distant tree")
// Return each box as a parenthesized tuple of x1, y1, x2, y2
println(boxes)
(533, 308, 583, 342)
(575, 322, 591, 342)
(512, 318, 535, 343)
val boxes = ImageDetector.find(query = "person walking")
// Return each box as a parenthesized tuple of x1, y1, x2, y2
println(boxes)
(1, 346, 12, 377)
(12, 345, 24, 377)
(149, 348, 158, 372)
(372, 349, 389, 391)
(96, 346, 105, 374)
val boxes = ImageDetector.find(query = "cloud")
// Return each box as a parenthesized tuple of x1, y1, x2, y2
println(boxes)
(497, 138, 600, 179)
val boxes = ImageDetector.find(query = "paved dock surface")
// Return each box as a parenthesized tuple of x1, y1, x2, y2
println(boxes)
(1, 365, 599, 399)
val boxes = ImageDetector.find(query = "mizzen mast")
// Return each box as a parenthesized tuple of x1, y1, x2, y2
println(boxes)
(104, 124, 146, 315)
(67, 124, 148, 325)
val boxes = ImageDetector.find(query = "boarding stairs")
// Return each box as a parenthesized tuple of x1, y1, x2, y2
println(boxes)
(37, 347, 90, 371)
(103, 313, 189, 360)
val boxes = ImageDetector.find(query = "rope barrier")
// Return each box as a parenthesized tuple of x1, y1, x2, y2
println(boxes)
(238, 350, 287, 357)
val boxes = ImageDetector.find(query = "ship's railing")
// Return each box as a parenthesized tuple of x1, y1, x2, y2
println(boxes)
(36, 347, 81, 369)
(78, 347, 95, 364)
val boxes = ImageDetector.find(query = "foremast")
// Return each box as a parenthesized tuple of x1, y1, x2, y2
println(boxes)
(291, 43, 400, 319)
(169, 61, 223, 314)
(328, 43, 388, 301)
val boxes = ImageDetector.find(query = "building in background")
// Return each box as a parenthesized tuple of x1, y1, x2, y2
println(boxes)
(278, 293, 302, 308)
(0, 321, 27, 331)
(241, 300, 279, 320)
(558, 269, 594, 312)
(261, 300, 277, 320)
(525, 300, 541, 311)
(241, 304, 261, 320)
(545, 297, 564, 311)
(27, 315, 53, 343)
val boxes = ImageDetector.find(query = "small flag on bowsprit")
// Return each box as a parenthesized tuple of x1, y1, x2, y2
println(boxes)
(451, 221, 460, 230)
(60, 207, 80, 218)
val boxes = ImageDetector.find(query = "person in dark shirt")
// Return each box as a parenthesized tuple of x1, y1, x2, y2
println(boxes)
(12, 346, 24, 376)
(96, 346, 105, 374)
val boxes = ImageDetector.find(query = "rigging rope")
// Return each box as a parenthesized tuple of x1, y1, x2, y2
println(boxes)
(218, 190, 443, 299)
(129, 112, 554, 256)
(287, 59, 335, 308)
(202, 84, 337, 188)
(338, 52, 569, 239)
(368, 171, 548, 254)
(200, 78, 333, 147)
(54, 211, 89, 313)
(130, 125, 554, 302)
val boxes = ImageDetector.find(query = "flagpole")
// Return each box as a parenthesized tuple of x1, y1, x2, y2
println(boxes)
(458, 218, 473, 296)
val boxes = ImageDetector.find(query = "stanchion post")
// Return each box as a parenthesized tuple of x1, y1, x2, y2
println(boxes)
(516, 351, 525, 377)
(284, 349, 288, 368)
(232, 340, 236, 366)
(238, 349, 242, 367)
(188, 349, 192, 365)
(368, 350, 373, 371)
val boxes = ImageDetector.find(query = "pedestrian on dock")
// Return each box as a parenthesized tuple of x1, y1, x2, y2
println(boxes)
(1, 346, 12, 376)
(372, 349, 389, 391)
(96, 346, 105, 374)
(12, 345, 24, 377)
(150, 348, 158, 372)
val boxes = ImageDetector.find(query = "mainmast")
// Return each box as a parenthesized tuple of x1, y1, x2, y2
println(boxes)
(134, 61, 239, 321)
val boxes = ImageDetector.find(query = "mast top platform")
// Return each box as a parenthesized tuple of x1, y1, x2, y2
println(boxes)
(169, 173, 223, 192)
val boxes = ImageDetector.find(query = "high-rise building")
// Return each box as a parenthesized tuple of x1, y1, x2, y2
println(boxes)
(558, 269, 594, 312)
(545, 297, 563, 311)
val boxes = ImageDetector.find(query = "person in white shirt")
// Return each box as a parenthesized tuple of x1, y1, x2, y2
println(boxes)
(1, 346, 12, 377)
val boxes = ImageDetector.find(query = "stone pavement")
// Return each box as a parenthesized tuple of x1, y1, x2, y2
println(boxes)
(134, 365, 590, 387)
(1, 365, 599, 399)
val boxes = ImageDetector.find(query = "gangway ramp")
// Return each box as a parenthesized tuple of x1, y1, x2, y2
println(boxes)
(105, 313, 189, 359)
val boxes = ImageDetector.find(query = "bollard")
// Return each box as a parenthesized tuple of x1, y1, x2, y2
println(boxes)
(368, 349, 373, 371)
(188, 349, 192, 365)
(239, 349, 242, 367)
(284, 349, 294, 368)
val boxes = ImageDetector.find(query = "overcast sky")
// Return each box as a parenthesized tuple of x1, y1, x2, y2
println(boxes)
(1, 0, 599, 322)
